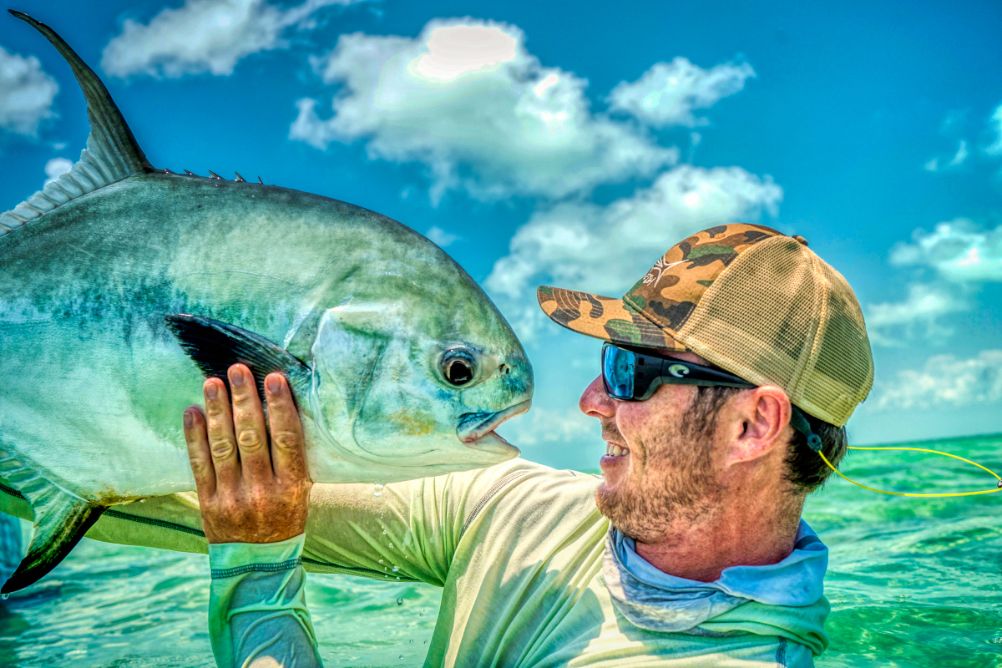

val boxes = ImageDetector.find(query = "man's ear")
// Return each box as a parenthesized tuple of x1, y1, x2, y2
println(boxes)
(725, 386, 792, 466)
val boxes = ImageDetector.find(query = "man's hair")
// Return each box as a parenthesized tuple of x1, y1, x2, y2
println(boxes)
(692, 386, 847, 494)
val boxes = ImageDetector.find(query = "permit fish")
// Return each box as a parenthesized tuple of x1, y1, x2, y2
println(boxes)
(0, 11, 532, 593)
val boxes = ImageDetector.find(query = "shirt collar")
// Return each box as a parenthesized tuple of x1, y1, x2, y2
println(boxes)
(615, 520, 828, 606)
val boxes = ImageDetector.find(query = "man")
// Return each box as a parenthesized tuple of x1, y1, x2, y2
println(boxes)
(9, 223, 872, 665)
(173, 222, 873, 666)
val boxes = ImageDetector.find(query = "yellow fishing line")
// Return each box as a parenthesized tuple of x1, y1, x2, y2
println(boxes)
(819, 446, 1002, 498)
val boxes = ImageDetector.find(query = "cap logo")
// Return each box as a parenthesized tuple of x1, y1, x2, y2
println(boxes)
(641, 258, 686, 287)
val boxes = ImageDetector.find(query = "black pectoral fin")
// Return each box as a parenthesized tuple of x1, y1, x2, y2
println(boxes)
(2, 497, 104, 594)
(165, 314, 312, 400)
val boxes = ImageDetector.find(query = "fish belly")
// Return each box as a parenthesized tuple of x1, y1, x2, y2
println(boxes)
(0, 321, 199, 500)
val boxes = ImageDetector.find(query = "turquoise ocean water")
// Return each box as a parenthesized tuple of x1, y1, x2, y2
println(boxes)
(0, 433, 999, 666)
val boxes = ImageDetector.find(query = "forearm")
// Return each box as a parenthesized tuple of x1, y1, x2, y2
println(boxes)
(209, 534, 322, 668)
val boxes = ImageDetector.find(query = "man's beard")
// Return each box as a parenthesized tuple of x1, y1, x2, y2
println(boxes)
(596, 389, 728, 543)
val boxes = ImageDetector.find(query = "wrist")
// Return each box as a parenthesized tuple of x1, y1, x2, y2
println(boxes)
(209, 533, 306, 579)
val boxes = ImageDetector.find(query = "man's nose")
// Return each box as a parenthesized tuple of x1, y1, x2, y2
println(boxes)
(579, 375, 615, 418)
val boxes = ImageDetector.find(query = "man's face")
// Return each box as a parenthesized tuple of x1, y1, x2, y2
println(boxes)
(579, 350, 727, 542)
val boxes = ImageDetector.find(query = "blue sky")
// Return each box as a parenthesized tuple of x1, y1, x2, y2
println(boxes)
(2, 0, 1000, 471)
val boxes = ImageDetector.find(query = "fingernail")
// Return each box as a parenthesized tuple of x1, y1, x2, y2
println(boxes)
(230, 368, 245, 388)
(205, 383, 218, 400)
(183, 410, 193, 428)
(266, 375, 282, 394)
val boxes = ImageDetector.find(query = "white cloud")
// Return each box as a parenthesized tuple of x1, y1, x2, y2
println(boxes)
(865, 283, 967, 346)
(486, 164, 781, 298)
(891, 219, 1002, 282)
(43, 157, 73, 184)
(426, 225, 458, 247)
(924, 140, 968, 172)
(951, 140, 970, 166)
(609, 57, 755, 127)
(484, 165, 781, 339)
(101, 0, 355, 77)
(986, 102, 1002, 156)
(290, 19, 676, 200)
(0, 46, 58, 136)
(874, 350, 1002, 410)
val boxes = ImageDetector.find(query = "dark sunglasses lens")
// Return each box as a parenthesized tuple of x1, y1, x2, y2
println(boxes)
(603, 345, 636, 399)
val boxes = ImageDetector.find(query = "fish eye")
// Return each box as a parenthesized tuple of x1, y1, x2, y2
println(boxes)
(440, 348, 477, 387)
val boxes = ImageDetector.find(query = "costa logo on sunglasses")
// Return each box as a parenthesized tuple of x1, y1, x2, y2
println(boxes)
(667, 364, 690, 379)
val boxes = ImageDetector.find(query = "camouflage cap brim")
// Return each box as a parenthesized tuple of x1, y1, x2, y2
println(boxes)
(537, 285, 687, 353)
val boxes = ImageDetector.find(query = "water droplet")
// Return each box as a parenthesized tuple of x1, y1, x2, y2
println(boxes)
(396, 596, 404, 606)
(391, 566, 399, 573)
(0, 593, 9, 601)
(398, 655, 404, 660)
(378, 558, 384, 564)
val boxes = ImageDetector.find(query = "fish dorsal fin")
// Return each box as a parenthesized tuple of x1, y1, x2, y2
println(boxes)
(0, 10, 153, 235)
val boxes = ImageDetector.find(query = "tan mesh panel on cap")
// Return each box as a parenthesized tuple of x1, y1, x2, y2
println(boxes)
(805, 261, 874, 423)
(677, 236, 874, 426)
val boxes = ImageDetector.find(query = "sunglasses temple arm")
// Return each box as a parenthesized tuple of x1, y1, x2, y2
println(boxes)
(790, 408, 823, 451)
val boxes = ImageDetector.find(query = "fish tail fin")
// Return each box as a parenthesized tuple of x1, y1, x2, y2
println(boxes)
(0, 452, 105, 593)
(2, 498, 104, 595)
(1, 10, 153, 236)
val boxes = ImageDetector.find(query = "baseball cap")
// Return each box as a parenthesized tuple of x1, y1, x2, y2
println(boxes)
(537, 223, 874, 427)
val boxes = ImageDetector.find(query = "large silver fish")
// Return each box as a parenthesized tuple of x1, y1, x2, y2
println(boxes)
(0, 11, 532, 593)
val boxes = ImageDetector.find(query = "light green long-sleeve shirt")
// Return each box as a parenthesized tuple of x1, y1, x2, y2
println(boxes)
(1, 459, 828, 666)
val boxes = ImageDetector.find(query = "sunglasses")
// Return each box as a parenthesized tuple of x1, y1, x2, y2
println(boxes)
(601, 342, 754, 401)
(601, 342, 824, 450)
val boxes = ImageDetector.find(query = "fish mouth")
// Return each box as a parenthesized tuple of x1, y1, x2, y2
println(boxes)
(457, 400, 531, 446)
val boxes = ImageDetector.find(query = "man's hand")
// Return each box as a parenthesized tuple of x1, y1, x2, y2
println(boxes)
(182, 363, 311, 544)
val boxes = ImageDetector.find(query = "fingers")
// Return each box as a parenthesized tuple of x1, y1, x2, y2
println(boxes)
(265, 372, 309, 483)
(185, 368, 311, 544)
(228, 364, 274, 484)
(203, 376, 240, 490)
(183, 406, 216, 498)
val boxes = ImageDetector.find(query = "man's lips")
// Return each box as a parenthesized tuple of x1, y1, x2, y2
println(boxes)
(458, 400, 531, 443)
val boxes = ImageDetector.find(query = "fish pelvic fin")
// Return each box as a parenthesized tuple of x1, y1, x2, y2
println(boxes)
(0, 451, 105, 593)
(165, 314, 313, 405)
(1, 11, 153, 236)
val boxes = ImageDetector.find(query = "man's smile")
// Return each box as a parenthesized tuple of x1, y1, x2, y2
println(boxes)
(604, 443, 630, 457)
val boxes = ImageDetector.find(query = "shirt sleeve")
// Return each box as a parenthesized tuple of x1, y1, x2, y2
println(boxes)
(298, 466, 503, 586)
(208, 534, 322, 668)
